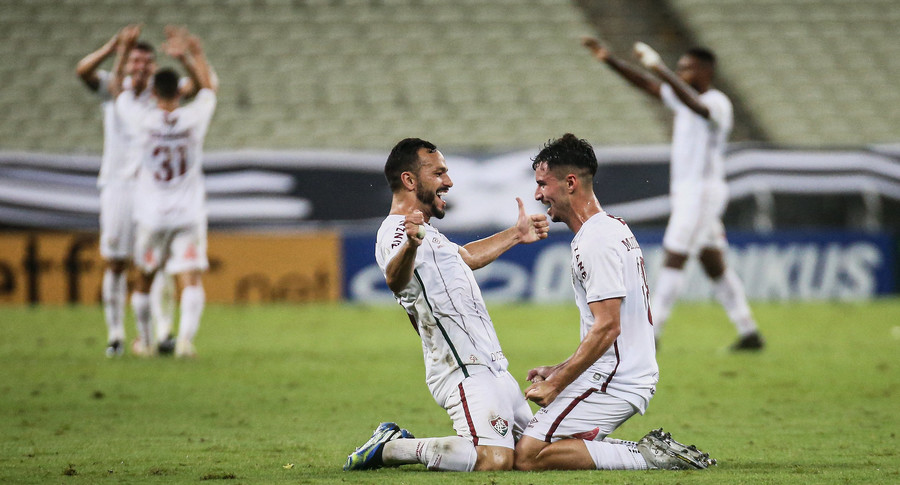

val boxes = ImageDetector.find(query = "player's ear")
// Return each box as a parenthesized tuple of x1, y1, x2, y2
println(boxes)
(400, 171, 417, 191)
(565, 173, 579, 194)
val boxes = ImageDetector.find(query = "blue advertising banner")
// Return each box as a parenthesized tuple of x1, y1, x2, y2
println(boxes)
(343, 230, 895, 303)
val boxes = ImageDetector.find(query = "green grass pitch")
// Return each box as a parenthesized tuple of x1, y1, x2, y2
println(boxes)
(1, 300, 898, 484)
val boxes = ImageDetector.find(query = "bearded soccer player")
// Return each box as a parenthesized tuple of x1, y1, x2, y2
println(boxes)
(343, 138, 549, 472)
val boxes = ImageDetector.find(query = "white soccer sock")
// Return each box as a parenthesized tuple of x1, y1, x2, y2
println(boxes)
(713, 269, 758, 336)
(650, 267, 685, 337)
(102, 269, 127, 343)
(150, 272, 176, 341)
(177, 285, 205, 344)
(131, 291, 152, 346)
(584, 439, 648, 470)
(382, 436, 477, 472)
(603, 437, 639, 447)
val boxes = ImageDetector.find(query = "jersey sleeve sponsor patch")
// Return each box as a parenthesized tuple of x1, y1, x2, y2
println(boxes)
(576, 237, 627, 303)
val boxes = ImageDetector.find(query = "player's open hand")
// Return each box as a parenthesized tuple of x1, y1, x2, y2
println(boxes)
(634, 42, 663, 69)
(162, 25, 190, 59)
(404, 210, 426, 247)
(117, 24, 142, 51)
(515, 197, 549, 244)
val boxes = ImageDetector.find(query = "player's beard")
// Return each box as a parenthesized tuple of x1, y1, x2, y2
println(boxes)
(417, 185, 445, 219)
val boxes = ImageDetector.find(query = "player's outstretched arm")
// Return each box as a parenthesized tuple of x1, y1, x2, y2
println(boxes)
(108, 24, 141, 98)
(634, 42, 711, 118)
(582, 36, 661, 99)
(163, 26, 216, 95)
(76, 29, 122, 92)
(186, 34, 215, 92)
(384, 210, 426, 293)
(460, 198, 549, 270)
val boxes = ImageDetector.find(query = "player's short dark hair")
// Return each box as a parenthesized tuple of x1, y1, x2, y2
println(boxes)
(384, 138, 438, 192)
(685, 47, 716, 69)
(133, 41, 155, 58)
(153, 68, 180, 100)
(531, 133, 598, 179)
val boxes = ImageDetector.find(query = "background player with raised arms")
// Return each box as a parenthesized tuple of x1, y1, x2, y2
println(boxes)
(582, 37, 765, 350)
(76, 24, 177, 357)
(115, 26, 217, 358)
(343, 138, 549, 472)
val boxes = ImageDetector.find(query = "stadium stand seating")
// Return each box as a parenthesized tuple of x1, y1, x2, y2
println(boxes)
(1, 0, 896, 153)
(0, 0, 671, 153)
(666, 0, 900, 146)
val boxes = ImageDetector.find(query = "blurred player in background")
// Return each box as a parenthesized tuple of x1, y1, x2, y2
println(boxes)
(76, 25, 176, 357)
(115, 26, 217, 358)
(343, 138, 549, 472)
(582, 37, 764, 351)
(518, 133, 714, 471)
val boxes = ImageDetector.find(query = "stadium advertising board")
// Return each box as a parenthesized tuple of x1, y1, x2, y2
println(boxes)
(0, 232, 341, 304)
(344, 230, 895, 303)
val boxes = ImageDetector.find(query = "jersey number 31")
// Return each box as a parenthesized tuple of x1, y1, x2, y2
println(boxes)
(152, 144, 188, 182)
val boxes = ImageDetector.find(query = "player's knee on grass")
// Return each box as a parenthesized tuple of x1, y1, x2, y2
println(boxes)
(473, 445, 514, 471)
(512, 437, 546, 471)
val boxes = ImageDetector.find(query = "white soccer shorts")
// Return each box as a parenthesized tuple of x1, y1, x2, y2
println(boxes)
(663, 181, 729, 255)
(444, 369, 533, 449)
(523, 379, 637, 443)
(99, 179, 136, 260)
(134, 222, 209, 275)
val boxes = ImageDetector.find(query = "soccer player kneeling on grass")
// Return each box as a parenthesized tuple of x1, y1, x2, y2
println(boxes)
(514, 134, 716, 471)
(343, 138, 550, 471)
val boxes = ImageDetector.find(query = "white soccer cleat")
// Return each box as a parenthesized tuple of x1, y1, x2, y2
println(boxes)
(131, 338, 156, 357)
(638, 428, 716, 470)
(175, 339, 196, 358)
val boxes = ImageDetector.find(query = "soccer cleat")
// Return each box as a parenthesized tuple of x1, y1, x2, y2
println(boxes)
(175, 339, 196, 358)
(638, 428, 716, 470)
(105, 340, 123, 358)
(399, 428, 415, 439)
(730, 332, 765, 351)
(158, 334, 176, 355)
(343, 422, 405, 471)
(131, 338, 156, 357)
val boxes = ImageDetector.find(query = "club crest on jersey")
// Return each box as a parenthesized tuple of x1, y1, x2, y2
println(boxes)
(490, 416, 509, 437)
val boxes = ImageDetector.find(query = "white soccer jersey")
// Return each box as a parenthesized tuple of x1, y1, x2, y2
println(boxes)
(116, 88, 216, 230)
(376, 215, 509, 406)
(570, 212, 658, 413)
(660, 83, 733, 188)
(96, 72, 153, 188)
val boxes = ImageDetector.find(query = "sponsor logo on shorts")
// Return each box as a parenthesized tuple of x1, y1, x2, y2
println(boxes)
(490, 415, 509, 437)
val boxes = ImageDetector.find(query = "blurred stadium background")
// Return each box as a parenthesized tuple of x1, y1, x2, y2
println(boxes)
(0, 0, 898, 305)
